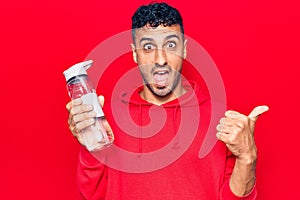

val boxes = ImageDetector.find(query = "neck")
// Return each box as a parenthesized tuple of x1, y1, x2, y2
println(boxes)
(140, 82, 187, 105)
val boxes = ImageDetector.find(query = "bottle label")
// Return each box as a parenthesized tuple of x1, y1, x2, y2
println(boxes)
(81, 93, 105, 118)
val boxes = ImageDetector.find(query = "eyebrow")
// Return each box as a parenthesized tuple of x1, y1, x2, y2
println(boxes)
(165, 34, 180, 41)
(139, 34, 180, 45)
(139, 37, 154, 45)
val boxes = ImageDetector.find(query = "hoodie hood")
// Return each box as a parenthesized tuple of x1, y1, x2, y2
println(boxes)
(114, 80, 209, 155)
(120, 80, 208, 108)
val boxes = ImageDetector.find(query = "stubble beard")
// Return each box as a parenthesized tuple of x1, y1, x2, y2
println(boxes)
(141, 67, 182, 98)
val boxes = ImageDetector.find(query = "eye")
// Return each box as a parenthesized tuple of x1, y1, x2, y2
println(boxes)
(143, 43, 155, 51)
(166, 41, 176, 49)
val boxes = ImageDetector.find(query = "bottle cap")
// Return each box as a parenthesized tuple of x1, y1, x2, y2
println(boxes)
(63, 60, 93, 82)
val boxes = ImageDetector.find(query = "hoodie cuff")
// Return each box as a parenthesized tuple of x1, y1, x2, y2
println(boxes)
(220, 181, 257, 200)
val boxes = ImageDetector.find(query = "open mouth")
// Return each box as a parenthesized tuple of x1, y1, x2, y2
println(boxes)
(153, 70, 169, 87)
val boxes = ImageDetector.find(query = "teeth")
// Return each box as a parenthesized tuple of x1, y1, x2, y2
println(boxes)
(156, 71, 168, 75)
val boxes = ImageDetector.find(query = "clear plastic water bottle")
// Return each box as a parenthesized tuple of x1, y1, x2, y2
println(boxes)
(63, 60, 114, 151)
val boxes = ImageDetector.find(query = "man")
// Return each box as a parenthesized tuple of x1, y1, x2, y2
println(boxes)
(66, 2, 268, 199)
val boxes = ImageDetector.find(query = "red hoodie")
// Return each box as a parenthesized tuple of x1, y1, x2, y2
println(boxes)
(76, 81, 257, 200)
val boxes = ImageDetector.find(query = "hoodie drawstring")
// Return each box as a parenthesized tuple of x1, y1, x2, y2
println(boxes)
(172, 106, 180, 150)
(138, 104, 143, 156)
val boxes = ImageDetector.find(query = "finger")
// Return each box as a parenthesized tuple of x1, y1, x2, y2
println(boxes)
(217, 118, 238, 134)
(225, 110, 242, 119)
(68, 110, 75, 125)
(248, 105, 269, 121)
(66, 98, 82, 111)
(98, 95, 105, 108)
(75, 118, 95, 132)
(73, 111, 97, 123)
(70, 104, 93, 116)
(102, 118, 113, 136)
(66, 101, 72, 112)
(219, 117, 226, 124)
(216, 123, 224, 132)
(216, 124, 236, 134)
(216, 132, 232, 144)
(70, 126, 82, 141)
(219, 117, 237, 126)
(69, 124, 77, 135)
(68, 115, 74, 125)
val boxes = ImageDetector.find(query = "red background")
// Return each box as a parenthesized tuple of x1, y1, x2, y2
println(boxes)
(1, 0, 299, 199)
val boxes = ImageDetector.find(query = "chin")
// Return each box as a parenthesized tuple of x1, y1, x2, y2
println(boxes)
(152, 87, 173, 97)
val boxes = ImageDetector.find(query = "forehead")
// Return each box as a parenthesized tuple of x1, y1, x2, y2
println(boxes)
(134, 24, 182, 42)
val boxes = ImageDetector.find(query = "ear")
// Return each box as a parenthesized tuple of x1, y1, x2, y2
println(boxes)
(131, 43, 137, 63)
(183, 39, 187, 59)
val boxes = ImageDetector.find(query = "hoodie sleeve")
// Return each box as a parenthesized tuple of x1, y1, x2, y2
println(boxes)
(220, 152, 257, 200)
(77, 146, 107, 200)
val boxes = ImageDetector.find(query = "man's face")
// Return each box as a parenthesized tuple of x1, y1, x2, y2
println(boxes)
(132, 24, 187, 97)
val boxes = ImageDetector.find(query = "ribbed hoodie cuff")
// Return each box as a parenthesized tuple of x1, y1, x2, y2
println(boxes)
(220, 181, 257, 200)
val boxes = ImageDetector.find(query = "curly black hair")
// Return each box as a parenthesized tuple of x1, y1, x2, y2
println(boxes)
(131, 2, 184, 39)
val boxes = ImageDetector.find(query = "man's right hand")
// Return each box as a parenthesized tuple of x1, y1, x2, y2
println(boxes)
(66, 96, 105, 146)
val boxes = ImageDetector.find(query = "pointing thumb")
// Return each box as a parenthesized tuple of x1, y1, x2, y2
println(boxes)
(248, 105, 269, 122)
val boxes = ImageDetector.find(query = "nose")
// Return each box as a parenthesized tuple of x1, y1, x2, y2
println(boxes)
(155, 48, 167, 66)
